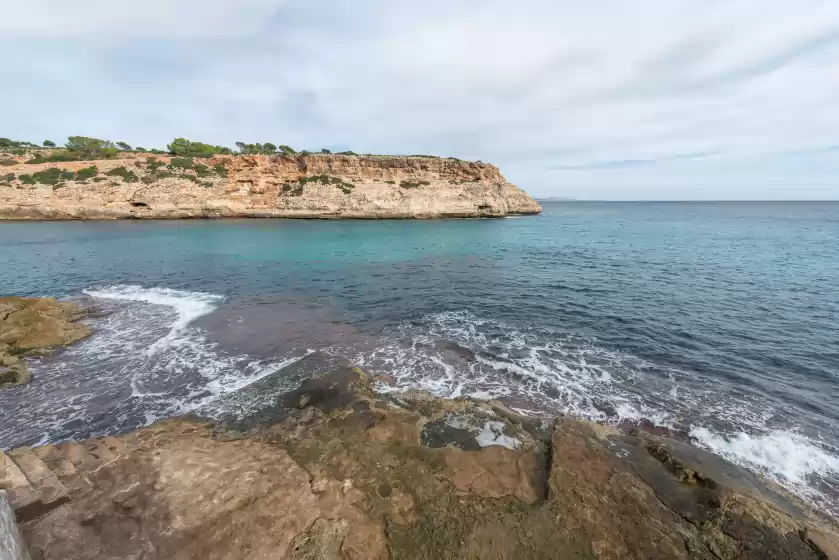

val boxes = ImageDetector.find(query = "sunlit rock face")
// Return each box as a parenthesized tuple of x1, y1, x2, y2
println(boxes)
(0, 154, 542, 220)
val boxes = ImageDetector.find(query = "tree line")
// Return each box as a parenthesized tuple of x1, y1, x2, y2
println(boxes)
(2, 136, 351, 160)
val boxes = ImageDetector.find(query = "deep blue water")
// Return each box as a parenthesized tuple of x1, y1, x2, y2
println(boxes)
(1, 202, 838, 514)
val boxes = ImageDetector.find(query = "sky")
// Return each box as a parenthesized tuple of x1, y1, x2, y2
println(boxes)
(2, 1, 838, 200)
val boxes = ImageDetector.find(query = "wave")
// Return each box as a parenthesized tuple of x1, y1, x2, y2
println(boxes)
(334, 309, 839, 518)
(6, 294, 838, 518)
(83, 285, 224, 354)
(691, 428, 839, 484)
(691, 427, 839, 515)
(0, 285, 297, 448)
(341, 310, 672, 424)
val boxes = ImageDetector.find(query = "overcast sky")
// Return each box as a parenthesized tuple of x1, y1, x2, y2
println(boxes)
(2, 1, 838, 200)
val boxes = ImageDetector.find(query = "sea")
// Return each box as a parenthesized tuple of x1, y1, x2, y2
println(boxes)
(1, 201, 837, 516)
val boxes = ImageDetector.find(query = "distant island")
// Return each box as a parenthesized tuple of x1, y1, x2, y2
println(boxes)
(0, 136, 541, 220)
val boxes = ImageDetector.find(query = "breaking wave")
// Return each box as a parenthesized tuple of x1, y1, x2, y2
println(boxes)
(335, 309, 839, 518)
(0, 285, 298, 448)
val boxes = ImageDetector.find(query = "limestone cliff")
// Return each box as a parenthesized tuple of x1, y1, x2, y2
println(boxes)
(0, 154, 541, 220)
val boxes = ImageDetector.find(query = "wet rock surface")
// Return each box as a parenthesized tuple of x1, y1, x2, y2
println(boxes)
(0, 297, 90, 389)
(7, 366, 839, 559)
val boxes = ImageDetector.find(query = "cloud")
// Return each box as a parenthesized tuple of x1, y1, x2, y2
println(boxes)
(1, 0, 837, 199)
(0, 0, 284, 38)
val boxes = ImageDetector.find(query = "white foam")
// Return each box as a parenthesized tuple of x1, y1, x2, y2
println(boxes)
(299, 308, 839, 517)
(475, 421, 521, 450)
(1, 285, 299, 448)
(83, 285, 223, 354)
(691, 427, 839, 486)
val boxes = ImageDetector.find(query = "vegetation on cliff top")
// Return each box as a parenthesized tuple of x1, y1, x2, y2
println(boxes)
(2, 134, 470, 162)
(0, 157, 229, 189)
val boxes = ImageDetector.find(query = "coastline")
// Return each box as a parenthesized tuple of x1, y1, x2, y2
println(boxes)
(4, 360, 839, 559)
(0, 154, 542, 220)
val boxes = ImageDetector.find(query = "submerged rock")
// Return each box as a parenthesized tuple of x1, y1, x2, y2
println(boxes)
(0, 297, 90, 389)
(3, 366, 838, 559)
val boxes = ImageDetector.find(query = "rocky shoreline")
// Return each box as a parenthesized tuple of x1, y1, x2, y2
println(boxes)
(0, 154, 541, 220)
(0, 298, 90, 390)
(2, 298, 839, 559)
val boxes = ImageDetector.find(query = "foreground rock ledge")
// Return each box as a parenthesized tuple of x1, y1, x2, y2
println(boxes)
(0, 154, 542, 220)
(2, 367, 838, 559)
(0, 297, 90, 389)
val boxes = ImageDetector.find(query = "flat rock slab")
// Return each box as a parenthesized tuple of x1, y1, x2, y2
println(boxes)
(15, 367, 839, 559)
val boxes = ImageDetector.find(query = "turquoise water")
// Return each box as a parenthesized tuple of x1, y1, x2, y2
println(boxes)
(1, 202, 838, 514)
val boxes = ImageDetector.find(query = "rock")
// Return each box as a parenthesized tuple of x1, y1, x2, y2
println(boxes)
(0, 297, 90, 389)
(0, 492, 29, 560)
(11, 367, 839, 559)
(0, 154, 541, 220)
(290, 518, 350, 559)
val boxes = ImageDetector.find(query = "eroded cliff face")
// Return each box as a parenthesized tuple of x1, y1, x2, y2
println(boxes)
(0, 154, 541, 220)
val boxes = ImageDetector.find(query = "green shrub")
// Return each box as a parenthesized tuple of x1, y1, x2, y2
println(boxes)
(400, 180, 430, 189)
(32, 168, 75, 185)
(321, 149, 331, 154)
(25, 152, 79, 164)
(105, 166, 139, 183)
(338, 151, 357, 156)
(168, 138, 231, 157)
(284, 175, 355, 195)
(281, 182, 304, 196)
(193, 163, 210, 177)
(145, 157, 165, 172)
(66, 136, 118, 159)
(74, 166, 98, 181)
(169, 157, 194, 170)
(0, 158, 16, 166)
(43, 140, 56, 147)
(93, 177, 107, 183)
(0, 138, 36, 150)
(116, 142, 132, 150)
(385, 180, 395, 184)
(182, 174, 198, 182)
(18, 174, 35, 185)
(156, 171, 176, 179)
(2, 173, 14, 181)
(211, 163, 228, 178)
(135, 146, 146, 152)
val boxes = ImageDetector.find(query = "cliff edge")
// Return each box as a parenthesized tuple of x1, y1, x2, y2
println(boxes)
(0, 154, 541, 220)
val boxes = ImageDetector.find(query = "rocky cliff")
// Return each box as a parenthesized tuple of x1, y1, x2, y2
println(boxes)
(0, 154, 541, 220)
